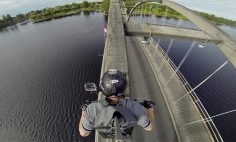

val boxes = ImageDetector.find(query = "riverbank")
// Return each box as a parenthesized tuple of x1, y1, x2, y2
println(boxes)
(31, 8, 103, 23)
(0, 1, 104, 29)
(30, 10, 81, 23)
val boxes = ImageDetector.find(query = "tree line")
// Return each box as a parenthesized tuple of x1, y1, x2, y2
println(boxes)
(198, 11, 236, 26)
(0, 13, 28, 29)
(29, 1, 102, 23)
(1, 0, 236, 30)
(0, 1, 103, 29)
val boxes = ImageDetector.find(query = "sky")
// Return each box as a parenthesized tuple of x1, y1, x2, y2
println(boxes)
(0, 0, 92, 16)
(0, 0, 236, 21)
(171, 0, 236, 20)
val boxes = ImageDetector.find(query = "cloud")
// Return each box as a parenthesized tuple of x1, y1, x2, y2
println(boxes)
(0, 0, 83, 16)
(172, 0, 236, 20)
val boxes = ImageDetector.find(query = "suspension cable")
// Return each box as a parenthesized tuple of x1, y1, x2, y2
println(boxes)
(172, 60, 229, 105)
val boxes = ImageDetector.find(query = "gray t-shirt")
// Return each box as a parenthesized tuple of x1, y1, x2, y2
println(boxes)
(81, 99, 151, 132)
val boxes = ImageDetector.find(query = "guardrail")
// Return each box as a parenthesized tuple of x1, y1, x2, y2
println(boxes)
(149, 37, 223, 142)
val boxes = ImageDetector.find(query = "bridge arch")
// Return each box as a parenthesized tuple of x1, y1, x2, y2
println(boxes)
(127, 0, 162, 22)
(126, 0, 236, 69)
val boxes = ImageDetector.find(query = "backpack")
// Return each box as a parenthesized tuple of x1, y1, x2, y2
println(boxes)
(94, 98, 138, 138)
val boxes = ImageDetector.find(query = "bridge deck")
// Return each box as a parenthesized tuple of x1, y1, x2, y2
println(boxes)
(95, 0, 216, 141)
(133, 36, 213, 141)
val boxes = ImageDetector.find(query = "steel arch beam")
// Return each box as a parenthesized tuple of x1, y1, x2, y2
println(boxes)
(127, 2, 144, 22)
(126, 0, 236, 69)
(127, 0, 162, 22)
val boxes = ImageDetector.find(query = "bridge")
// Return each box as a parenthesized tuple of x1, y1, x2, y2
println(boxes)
(96, 0, 236, 141)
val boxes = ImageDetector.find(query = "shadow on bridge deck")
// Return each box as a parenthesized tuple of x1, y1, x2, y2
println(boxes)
(127, 36, 213, 142)
(126, 36, 178, 141)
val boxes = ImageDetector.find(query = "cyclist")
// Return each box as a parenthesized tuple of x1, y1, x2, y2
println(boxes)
(79, 69, 155, 137)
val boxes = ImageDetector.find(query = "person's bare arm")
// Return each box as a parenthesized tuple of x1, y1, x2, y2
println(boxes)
(140, 100, 155, 131)
(79, 110, 90, 137)
(145, 108, 154, 131)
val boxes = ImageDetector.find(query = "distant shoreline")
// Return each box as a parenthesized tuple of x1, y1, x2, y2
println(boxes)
(31, 9, 103, 23)
(0, 2, 103, 30)
(1, 1, 235, 30)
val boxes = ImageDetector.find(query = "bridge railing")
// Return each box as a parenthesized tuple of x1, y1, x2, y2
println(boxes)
(149, 37, 223, 142)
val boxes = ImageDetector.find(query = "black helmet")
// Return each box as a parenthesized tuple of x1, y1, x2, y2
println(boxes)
(100, 69, 127, 97)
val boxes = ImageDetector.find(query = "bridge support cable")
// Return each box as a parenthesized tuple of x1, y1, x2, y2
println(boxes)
(142, 3, 147, 24)
(138, 6, 141, 23)
(150, 37, 162, 59)
(136, 5, 139, 23)
(176, 17, 181, 28)
(154, 3, 159, 24)
(152, 37, 162, 59)
(157, 38, 161, 46)
(131, 8, 134, 22)
(136, 6, 138, 22)
(181, 108, 235, 142)
(152, 38, 159, 58)
(172, 60, 229, 105)
(162, 8, 168, 25)
(183, 108, 236, 127)
(134, 7, 136, 22)
(158, 39, 174, 71)
(146, 23, 152, 39)
(139, 5, 142, 24)
(141, 3, 144, 24)
(148, 3, 152, 23)
(137, 6, 140, 23)
(163, 41, 196, 87)
(138, 5, 142, 24)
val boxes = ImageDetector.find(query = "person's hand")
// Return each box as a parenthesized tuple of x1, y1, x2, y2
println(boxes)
(140, 100, 155, 109)
(81, 100, 91, 111)
(81, 104, 88, 111)
(80, 100, 91, 111)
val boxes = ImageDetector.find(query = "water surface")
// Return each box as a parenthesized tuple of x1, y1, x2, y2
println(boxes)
(0, 12, 107, 142)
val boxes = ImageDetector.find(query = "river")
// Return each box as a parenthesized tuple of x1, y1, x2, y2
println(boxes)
(0, 12, 106, 142)
(0, 12, 236, 141)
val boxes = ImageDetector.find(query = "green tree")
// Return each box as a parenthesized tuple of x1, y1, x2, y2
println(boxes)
(82, 0, 89, 8)
(89, 2, 94, 8)
(76, 3, 82, 9)
(30, 15, 36, 20)
(36, 14, 42, 19)
(96, 5, 99, 9)
(0, 18, 8, 29)
(6, 14, 13, 21)
(125, 0, 135, 6)
(102, 0, 110, 13)
(2, 15, 7, 22)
